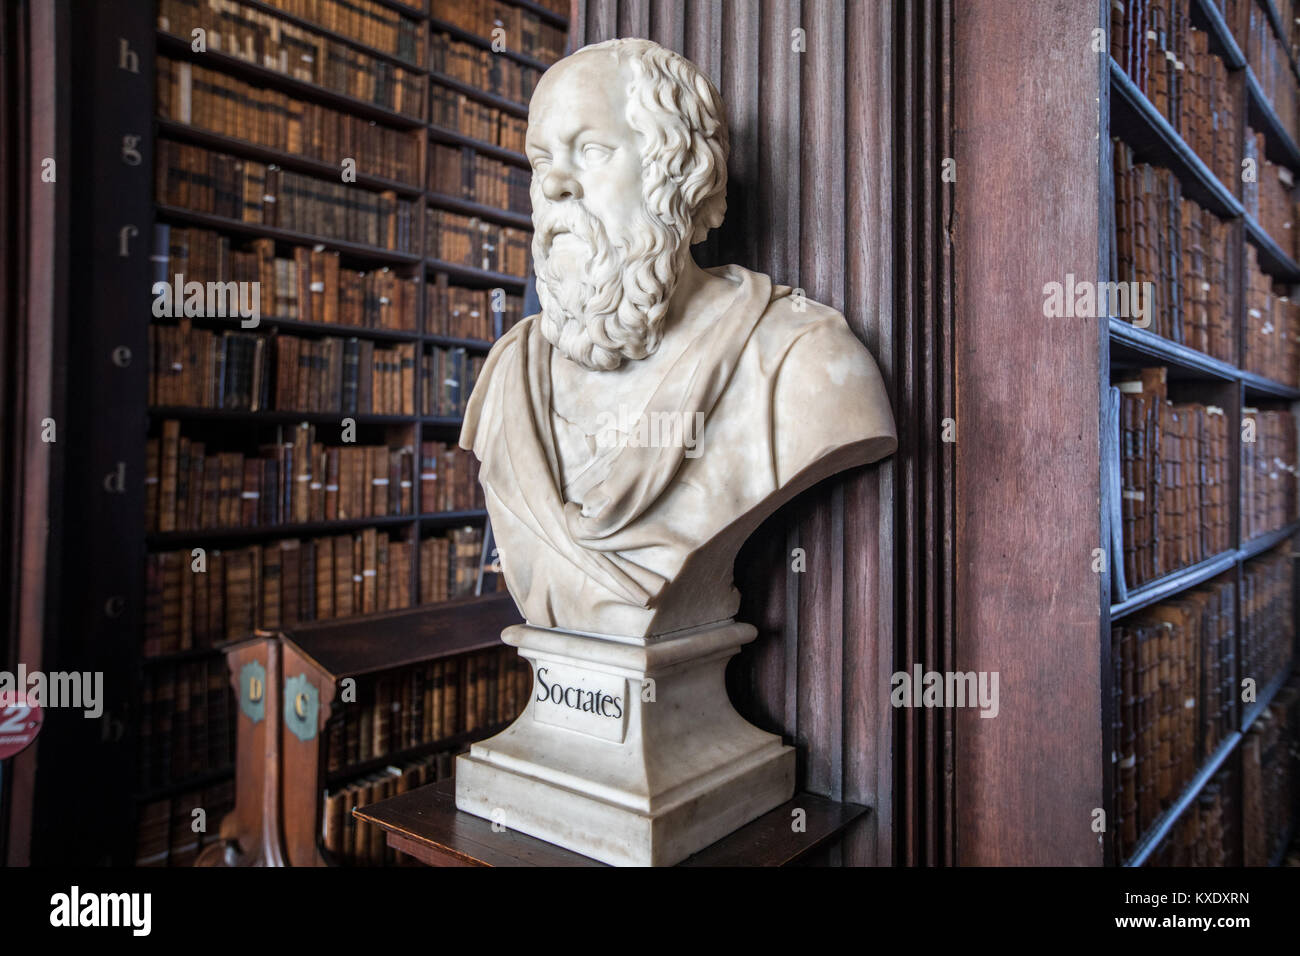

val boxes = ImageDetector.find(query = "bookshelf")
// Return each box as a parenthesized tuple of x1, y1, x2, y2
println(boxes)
(121, 0, 571, 865)
(1103, 0, 1300, 867)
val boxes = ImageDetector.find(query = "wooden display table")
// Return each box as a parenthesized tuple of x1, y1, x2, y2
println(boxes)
(354, 778, 868, 866)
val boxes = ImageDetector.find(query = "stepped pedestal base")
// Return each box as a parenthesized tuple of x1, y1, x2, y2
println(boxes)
(454, 620, 795, 867)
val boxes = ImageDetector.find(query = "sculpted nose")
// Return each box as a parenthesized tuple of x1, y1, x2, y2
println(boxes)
(542, 168, 581, 202)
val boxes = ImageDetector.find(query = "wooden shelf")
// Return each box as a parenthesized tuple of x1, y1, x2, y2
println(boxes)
(354, 778, 868, 866)
(156, 32, 425, 130)
(1110, 550, 1240, 620)
(155, 204, 421, 267)
(1108, 317, 1240, 383)
(1242, 368, 1300, 399)
(424, 334, 495, 352)
(425, 257, 529, 287)
(149, 312, 422, 343)
(1240, 520, 1300, 559)
(1192, 0, 1246, 69)
(240, 0, 427, 73)
(156, 119, 423, 197)
(1109, 58, 1243, 219)
(429, 17, 554, 73)
(420, 509, 487, 527)
(503, 0, 569, 28)
(1245, 66, 1300, 172)
(427, 190, 533, 229)
(282, 591, 520, 680)
(1244, 213, 1300, 280)
(430, 71, 529, 117)
(146, 514, 418, 549)
(149, 406, 418, 425)
(428, 123, 530, 168)
(325, 721, 511, 786)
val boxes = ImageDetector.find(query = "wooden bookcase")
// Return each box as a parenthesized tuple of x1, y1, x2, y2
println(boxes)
(1100, 0, 1300, 866)
(20, 0, 571, 866)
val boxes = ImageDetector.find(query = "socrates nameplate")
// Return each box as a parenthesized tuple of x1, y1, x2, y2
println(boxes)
(531, 661, 628, 743)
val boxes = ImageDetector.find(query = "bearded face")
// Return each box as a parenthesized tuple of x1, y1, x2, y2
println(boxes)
(532, 185, 688, 372)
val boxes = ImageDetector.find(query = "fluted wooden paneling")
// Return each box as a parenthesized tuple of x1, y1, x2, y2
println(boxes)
(572, 0, 951, 866)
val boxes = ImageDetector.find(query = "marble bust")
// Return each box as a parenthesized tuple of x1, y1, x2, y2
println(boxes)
(454, 38, 895, 866)
(461, 38, 896, 639)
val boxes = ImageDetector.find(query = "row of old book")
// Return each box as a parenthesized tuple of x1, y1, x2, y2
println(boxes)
(1243, 128, 1296, 257)
(1144, 679, 1299, 865)
(147, 422, 417, 533)
(422, 346, 484, 418)
(137, 781, 236, 867)
(156, 141, 416, 252)
(148, 326, 418, 415)
(426, 274, 525, 340)
(138, 658, 236, 790)
(260, 0, 424, 65)
(420, 440, 486, 513)
(144, 524, 487, 657)
(1109, 576, 1235, 861)
(1240, 548, 1296, 687)
(1112, 369, 1232, 593)
(419, 526, 497, 604)
(1237, 0, 1300, 147)
(145, 529, 415, 655)
(156, 56, 422, 186)
(153, 225, 420, 333)
(1242, 408, 1299, 537)
(324, 646, 529, 776)
(1110, 6, 1239, 189)
(157, 0, 425, 117)
(430, 34, 543, 106)
(429, 142, 532, 215)
(1243, 247, 1300, 387)
(430, 84, 528, 153)
(426, 207, 531, 276)
(429, 0, 567, 64)
(323, 751, 453, 865)
(1112, 141, 1236, 361)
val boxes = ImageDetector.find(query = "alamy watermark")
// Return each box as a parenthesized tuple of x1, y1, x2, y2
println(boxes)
(1042, 274, 1153, 327)
(0, 665, 102, 718)
(594, 404, 705, 458)
(890, 665, 999, 718)
(152, 274, 261, 328)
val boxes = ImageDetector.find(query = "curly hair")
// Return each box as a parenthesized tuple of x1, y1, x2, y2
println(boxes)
(575, 38, 730, 245)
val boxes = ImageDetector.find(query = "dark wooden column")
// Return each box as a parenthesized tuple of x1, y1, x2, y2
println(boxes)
(952, 0, 1105, 865)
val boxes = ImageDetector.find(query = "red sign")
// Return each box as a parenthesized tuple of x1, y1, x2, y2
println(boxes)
(0, 694, 43, 759)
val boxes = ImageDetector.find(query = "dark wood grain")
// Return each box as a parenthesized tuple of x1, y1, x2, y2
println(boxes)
(953, 0, 1103, 865)
(353, 778, 870, 866)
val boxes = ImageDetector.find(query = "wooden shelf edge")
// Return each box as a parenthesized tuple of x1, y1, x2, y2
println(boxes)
(146, 514, 419, 549)
(1192, 0, 1247, 69)
(430, 70, 529, 117)
(1109, 59, 1243, 219)
(148, 406, 418, 424)
(239, 0, 428, 73)
(156, 119, 423, 197)
(1244, 213, 1300, 280)
(1110, 550, 1240, 619)
(1123, 730, 1242, 866)
(1240, 520, 1300, 559)
(429, 17, 554, 72)
(427, 190, 532, 229)
(156, 32, 426, 130)
(425, 257, 529, 287)
(155, 204, 421, 266)
(1108, 317, 1240, 381)
(428, 124, 530, 168)
(1245, 66, 1300, 172)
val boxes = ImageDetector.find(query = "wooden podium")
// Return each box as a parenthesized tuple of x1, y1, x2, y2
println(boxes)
(354, 779, 869, 866)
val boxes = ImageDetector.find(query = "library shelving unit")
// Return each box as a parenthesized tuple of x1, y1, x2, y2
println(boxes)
(1102, 0, 1300, 867)
(53, 0, 568, 866)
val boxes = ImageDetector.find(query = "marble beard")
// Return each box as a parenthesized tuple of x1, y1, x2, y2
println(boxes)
(454, 37, 897, 865)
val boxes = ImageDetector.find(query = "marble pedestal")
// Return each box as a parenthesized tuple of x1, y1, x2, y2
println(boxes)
(454, 620, 795, 866)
